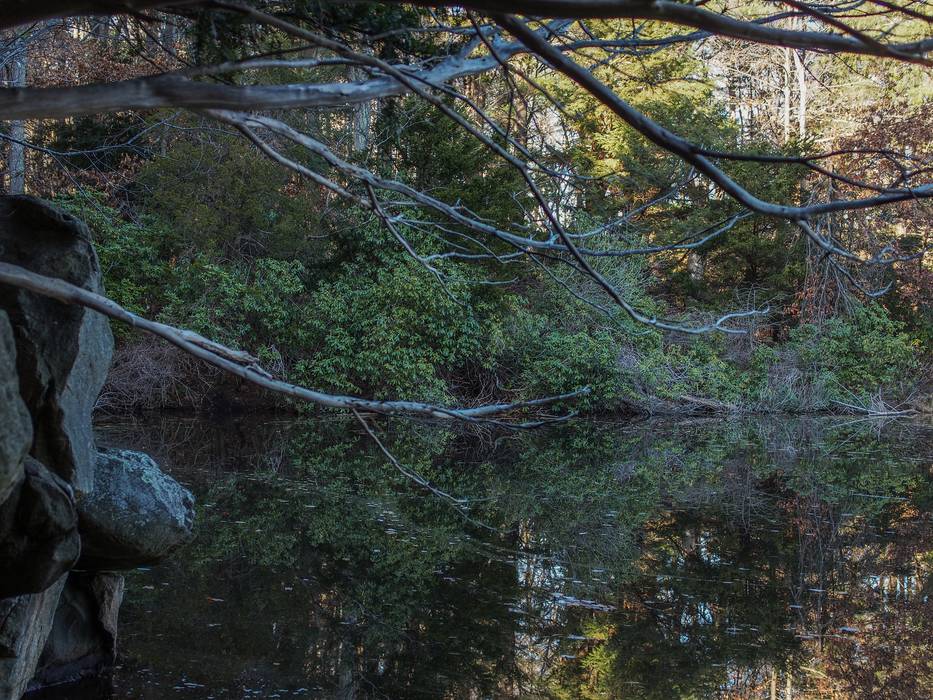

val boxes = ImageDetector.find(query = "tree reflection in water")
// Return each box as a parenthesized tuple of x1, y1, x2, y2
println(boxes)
(92, 416, 931, 699)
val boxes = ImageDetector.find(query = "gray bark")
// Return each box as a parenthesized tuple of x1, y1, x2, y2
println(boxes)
(688, 251, 704, 283)
(782, 47, 791, 143)
(8, 42, 26, 194)
(792, 48, 806, 139)
(0, 44, 530, 120)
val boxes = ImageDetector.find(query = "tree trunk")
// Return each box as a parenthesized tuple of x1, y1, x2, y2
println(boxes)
(8, 39, 26, 194)
(782, 47, 791, 143)
(792, 48, 806, 139)
(350, 63, 372, 153)
(688, 251, 704, 283)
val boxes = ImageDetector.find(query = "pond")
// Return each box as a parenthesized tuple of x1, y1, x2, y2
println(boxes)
(57, 416, 933, 698)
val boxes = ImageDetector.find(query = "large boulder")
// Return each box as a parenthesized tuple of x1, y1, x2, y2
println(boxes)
(0, 310, 31, 507)
(0, 197, 198, 697)
(30, 572, 125, 689)
(78, 449, 195, 569)
(0, 458, 80, 599)
(0, 576, 67, 700)
(0, 195, 114, 496)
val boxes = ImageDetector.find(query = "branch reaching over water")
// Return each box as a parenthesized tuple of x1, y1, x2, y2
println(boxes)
(0, 261, 588, 422)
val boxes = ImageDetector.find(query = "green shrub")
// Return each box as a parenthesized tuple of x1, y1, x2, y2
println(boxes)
(55, 192, 172, 331)
(633, 336, 745, 406)
(159, 256, 308, 356)
(294, 260, 485, 402)
(136, 136, 320, 259)
(518, 328, 622, 411)
(57, 189, 923, 414)
(791, 303, 918, 397)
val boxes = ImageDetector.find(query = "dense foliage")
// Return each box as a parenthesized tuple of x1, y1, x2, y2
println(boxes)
(26, 4, 932, 414)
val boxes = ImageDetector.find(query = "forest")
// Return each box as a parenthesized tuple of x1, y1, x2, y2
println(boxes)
(2, 0, 930, 418)
(0, 2, 931, 699)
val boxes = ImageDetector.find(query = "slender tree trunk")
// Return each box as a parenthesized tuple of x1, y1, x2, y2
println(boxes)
(688, 251, 704, 283)
(782, 47, 791, 143)
(792, 49, 806, 138)
(353, 99, 371, 153)
(350, 64, 371, 153)
(8, 41, 26, 194)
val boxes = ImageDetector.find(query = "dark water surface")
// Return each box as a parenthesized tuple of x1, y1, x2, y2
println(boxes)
(76, 416, 933, 698)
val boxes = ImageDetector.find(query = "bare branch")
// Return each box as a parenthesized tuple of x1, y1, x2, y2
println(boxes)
(493, 14, 933, 223)
(394, 1, 933, 63)
(0, 261, 589, 421)
(0, 36, 534, 119)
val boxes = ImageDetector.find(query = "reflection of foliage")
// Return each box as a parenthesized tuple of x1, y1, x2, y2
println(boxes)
(820, 514, 933, 700)
(542, 420, 932, 699)
(103, 416, 932, 698)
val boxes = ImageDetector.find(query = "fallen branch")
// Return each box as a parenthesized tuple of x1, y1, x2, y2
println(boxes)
(0, 261, 588, 422)
(830, 400, 916, 417)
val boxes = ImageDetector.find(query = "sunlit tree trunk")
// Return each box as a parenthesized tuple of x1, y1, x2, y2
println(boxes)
(782, 47, 791, 143)
(792, 49, 806, 139)
(688, 251, 704, 283)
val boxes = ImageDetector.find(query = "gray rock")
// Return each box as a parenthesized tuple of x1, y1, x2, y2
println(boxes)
(0, 198, 133, 695)
(31, 572, 125, 689)
(78, 449, 195, 569)
(0, 310, 31, 507)
(0, 195, 114, 496)
(0, 458, 80, 599)
(0, 575, 66, 700)
(90, 573, 125, 645)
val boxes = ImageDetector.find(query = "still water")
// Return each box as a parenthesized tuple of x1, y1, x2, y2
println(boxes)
(77, 416, 932, 698)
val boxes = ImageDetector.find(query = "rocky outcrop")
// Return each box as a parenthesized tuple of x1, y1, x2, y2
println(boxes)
(0, 196, 196, 698)
(79, 449, 195, 569)
(0, 195, 113, 496)
(0, 458, 80, 599)
(0, 577, 67, 700)
(0, 311, 30, 507)
(30, 573, 125, 689)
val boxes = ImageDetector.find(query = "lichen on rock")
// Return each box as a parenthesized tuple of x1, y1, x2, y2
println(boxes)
(79, 449, 195, 570)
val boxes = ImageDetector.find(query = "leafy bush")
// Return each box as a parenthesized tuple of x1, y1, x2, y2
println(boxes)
(56, 192, 172, 326)
(633, 336, 746, 406)
(295, 260, 485, 402)
(821, 304, 918, 390)
(159, 256, 307, 358)
(519, 327, 623, 411)
(61, 186, 923, 415)
(136, 135, 320, 259)
(791, 303, 918, 397)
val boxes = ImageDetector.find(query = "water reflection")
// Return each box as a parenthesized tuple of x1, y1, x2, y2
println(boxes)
(85, 416, 931, 699)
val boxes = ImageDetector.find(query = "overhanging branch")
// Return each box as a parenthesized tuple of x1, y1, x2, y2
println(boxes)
(0, 36, 530, 120)
(0, 261, 589, 421)
(392, 1, 933, 64)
